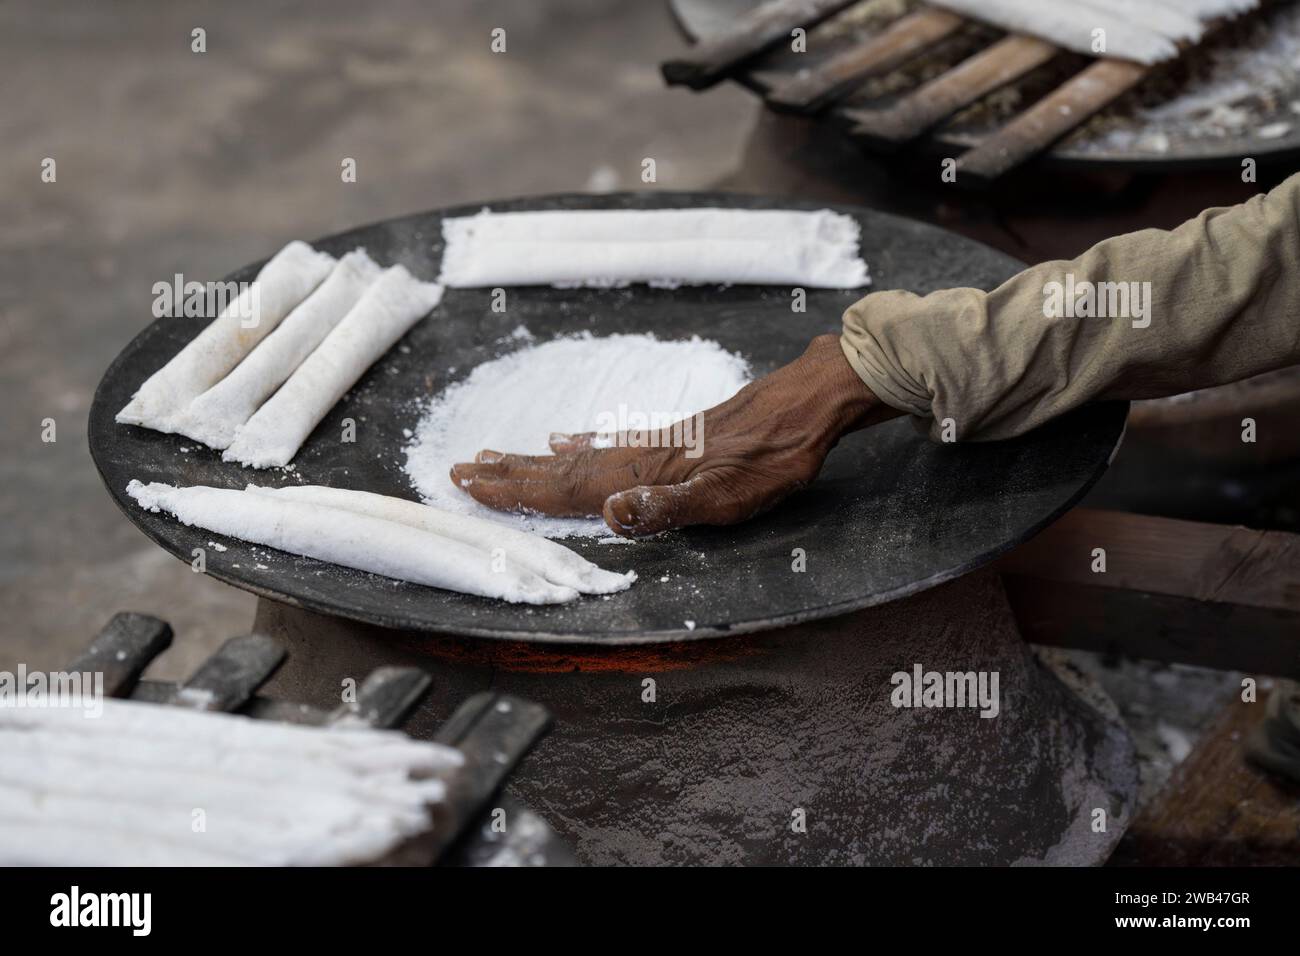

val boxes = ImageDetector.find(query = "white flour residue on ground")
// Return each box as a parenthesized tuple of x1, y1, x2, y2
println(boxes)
(404, 331, 752, 537)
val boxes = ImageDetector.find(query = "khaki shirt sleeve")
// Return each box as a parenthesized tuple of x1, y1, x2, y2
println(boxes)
(840, 172, 1300, 441)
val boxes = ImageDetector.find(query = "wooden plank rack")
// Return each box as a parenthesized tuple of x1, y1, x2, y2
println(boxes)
(662, 1, 1228, 182)
(61, 615, 574, 867)
(997, 508, 1300, 680)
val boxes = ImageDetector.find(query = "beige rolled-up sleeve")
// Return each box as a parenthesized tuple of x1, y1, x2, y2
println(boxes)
(841, 172, 1300, 441)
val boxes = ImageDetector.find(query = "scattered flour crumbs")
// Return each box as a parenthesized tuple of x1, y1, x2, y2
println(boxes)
(403, 331, 752, 538)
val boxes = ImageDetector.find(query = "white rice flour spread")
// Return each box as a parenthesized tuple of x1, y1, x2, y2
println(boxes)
(403, 332, 752, 537)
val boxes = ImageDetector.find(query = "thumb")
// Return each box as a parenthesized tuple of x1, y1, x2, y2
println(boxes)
(602, 469, 764, 538)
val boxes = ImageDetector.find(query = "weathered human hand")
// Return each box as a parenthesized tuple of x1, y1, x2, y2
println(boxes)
(450, 334, 900, 537)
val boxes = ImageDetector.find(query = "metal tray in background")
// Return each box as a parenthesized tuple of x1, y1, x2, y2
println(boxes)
(669, 0, 1300, 170)
(89, 191, 1127, 644)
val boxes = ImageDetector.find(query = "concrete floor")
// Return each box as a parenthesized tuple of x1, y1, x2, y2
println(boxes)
(0, 0, 753, 677)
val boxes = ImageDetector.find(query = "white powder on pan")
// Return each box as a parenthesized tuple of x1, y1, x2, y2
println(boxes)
(403, 332, 752, 538)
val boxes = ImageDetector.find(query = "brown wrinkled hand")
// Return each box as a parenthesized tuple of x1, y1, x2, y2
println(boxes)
(449, 334, 900, 537)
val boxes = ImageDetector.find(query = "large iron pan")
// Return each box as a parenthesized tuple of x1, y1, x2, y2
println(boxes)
(90, 191, 1126, 643)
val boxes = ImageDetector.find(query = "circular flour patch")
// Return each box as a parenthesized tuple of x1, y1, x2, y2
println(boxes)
(404, 331, 751, 538)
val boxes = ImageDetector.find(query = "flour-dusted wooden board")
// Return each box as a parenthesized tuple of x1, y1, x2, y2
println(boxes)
(90, 192, 1126, 644)
(669, 0, 1300, 170)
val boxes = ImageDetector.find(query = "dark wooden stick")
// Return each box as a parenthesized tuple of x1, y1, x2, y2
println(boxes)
(439, 794, 579, 868)
(661, 0, 861, 90)
(845, 34, 1057, 146)
(67, 612, 172, 698)
(955, 58, 1149, 181)
(999, 509, 1300, 678)
(328, 666, 431, 728)
(424, 693, 553, 861)
(160, 634, 287, 711)
(767, 8, 964, 112)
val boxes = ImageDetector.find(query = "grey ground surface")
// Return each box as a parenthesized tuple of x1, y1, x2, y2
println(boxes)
(0, 0, 751, 678)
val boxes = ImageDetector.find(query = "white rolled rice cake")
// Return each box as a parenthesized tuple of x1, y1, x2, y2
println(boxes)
(117, 240, 335, 432)
(127, 480, 582, 604)
(170, 249, 382, 450)
(437, 207, 870, 289)
(0, 698, 463, 866)
(246, 484, 635, 595)
(224, 265, 443, 469)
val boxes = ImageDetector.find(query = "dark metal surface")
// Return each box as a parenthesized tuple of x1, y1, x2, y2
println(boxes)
(90, 191, 1127, 643)
(668, 0, 1300, 170)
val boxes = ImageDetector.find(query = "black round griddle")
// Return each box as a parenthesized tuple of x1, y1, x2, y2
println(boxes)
(90, 192, 1127, 644)
(669, 0, 1300, 170)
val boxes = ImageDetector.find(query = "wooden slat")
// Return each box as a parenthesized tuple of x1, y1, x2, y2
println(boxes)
(136, 671, 432, 727)
(1000, 509, 1300, 610)
(661, 0, 861, 90)
(1110, 696, 1300, 865)
(999, 509, 1300, 678)
(425, 693, 552, 862)
(328, 666, 431, 728)
(955, 58, 1149, 181)
(845, 34, 1056, 145)
(1005, 580, 1300, 678)
(156, 634, 286, 711)
(766, 8, 964, 113)
(439, 794, 579, 868)
(432, 693, 575, 867)
(66, 612, 172, 698)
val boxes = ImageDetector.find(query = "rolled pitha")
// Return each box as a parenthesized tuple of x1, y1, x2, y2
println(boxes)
(127, 480, 575, 604)
(224, 265, 443, 469)
(247, 484, 635, 594)
(170, 249, 382, 449)
(437, 208, 870, 289)
(117, 240, 335, 432)
(1, 698, 463, 866)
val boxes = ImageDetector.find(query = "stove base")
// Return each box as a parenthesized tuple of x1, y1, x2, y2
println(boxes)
(256, 570, 1136, 865)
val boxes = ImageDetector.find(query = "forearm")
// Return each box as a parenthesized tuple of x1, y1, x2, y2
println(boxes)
(841, 172, 1300, 441)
